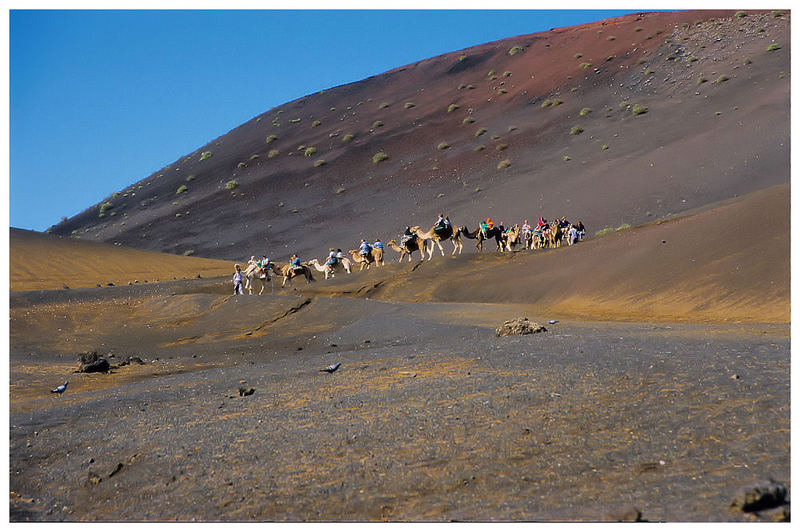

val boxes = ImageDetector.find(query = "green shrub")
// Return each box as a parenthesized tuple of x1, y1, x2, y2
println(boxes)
(607, 36, 616, 41)
(183, 250, 194, 256)
(615, 223, 632, 231)
(541, 99, 553, 108)
(466, 84, 475, 90)
(314, 159, 325, 167)
(404, 102, 415, 109)
(687, 56, 698, 63)
(735, 11, 746, 18)
(336, 187, 346, 194)
(508, 46, 523, 56)
(99, 202, 112, 216)
(372, 151, 389, 164)
(507, 125, 517, 132)
(342, 133, 354, 142)
(698, 76, 708, 84)
(437, 142, 450, 150)
(563, 155, 571, 162)
(579, 62, 592, 69)
(574, 53, 582, 58)
(311, 120, 321, 127)
(631, 104, 648, 115)
(569, 126, 584, 135)
(595, 227, 613, 236)
(225, 180, 238, 190)
(620, 101, 631, 109)
(447, 104, 459, 113)
(304, 147, 317, 157)
(268, 149, 280, 158)
(767, 43, 781, 51)
(372, 120, 384, 128)
(772, 10, 783, 17)
(714, 75, 729, 83)
(635, 26, 643, 32)
(601, 144, 609, 150)
(378, 102, 390, 109)
(185, 175, 195, 182)
(475, 128, 487, 137)
(176, 185, 188, 194)
(490, 134, 501, 140)
(474, 145, 485, 151)
(249, 153, 260, 160)
(497, 88, 507, 94)
(487, 70, 496, 77)
(199, 151, 212, 161)
(237, 162, 246, 168)
(458, 54, 467, 62)
(644, 68, 655, 76)
(289, 118, 301, 123)
(497, 159, 511, 169)
(496, 143, 508, 151)
(579, 107, 592, 116)
(463, 116, 475, 124)
(503, 71, 512, 77)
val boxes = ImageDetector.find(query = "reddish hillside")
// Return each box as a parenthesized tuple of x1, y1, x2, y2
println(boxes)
(49, 10, 789, 262)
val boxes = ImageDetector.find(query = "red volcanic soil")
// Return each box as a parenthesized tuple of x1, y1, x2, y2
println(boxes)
(47, 10, 789, 264)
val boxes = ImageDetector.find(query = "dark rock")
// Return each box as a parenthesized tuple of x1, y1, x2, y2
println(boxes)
(757, 504, 790, 522)
(731, 479, 788, 513)
(603, 505, 643, 522)
(239, 387, 255, 397)
(117, 356, 145, 367)
(108, 463, 123, 478)
(76, 352, 110, 373)
(496, 317, 547, 337)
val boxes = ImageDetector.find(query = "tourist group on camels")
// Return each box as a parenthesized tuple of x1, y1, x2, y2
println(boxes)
(234, 215, 586, 294)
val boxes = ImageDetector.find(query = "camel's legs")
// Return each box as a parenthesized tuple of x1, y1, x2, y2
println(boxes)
(435, 240, 445, 257)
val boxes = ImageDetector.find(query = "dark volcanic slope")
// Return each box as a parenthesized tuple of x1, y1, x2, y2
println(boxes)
(50, 10, 790, 260)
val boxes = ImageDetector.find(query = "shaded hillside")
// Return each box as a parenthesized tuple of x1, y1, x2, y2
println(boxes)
(49, 10, 790, 261)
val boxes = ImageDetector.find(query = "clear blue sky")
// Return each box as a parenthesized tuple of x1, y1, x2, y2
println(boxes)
(10, 9, 639, 231)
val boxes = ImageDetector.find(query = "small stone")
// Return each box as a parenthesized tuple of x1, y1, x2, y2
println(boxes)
(604, 505, 643, 522)
(732, 374, 740, 380)
(239, 387, 255, 397)
(496, 317, 546, 336)
(548, 320, 558, 324)
(731, 479, 788, 512)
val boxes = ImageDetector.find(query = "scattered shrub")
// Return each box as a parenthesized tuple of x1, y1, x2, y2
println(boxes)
(447, 104, 460, 113)
(175, 213, 182, 218)
(579, 107, 592, 116)
(496, 143, 508, 151)
(601, 144, 609, 150)
(635, 26, 643, 32)
(463, 116, 475, 124)
(342, 133, 354, 142)
(475, 128, 487, 137)
(490, 134, 501, 140)
(289, 118, 301, 123)
(185, 175, 195, 182)
(199, 151, 212, 161)
(574, 53, 582, 58)
(304, 147, 317, 157)
(176, 185, 188, 194)
(507, 125, 517, 132)
(311, 120, 321, 127)
(563, 155, 571, 162)
(631, 104, 648, 115)
(378, 102, 390, 109)
(771, 10, 783, 17)
(237, 162, 246, 168)
(487, 70, 496, 77)
(457, 83, 466, 89)
(336, 187, 346, 194)
(474, 145, 485, 151)
(497, 159, 511, 169)
(404, 102, 416, 109)
(767, 43, 781, 51)
(595, 227, 613, 236)
(644, 68, 655, 76)
(437, 142, 450, 150)
(474, 186, 482, 193)
(466, 84, 475, 90)
(698, 76, 708, 84)
(616, 223, 632, 231)
(714, 75, 729, 83)
(497, 88, 508, 94)
(619, 101, 631, 109)
(503, 71, 512, 77)
(687, 56, 698, 63)
(579, 62, 592, 69)
(249, 154, 260, 160)
(183, 250, 194, 256)
(569, 126, 584, 135)
(372, 120, 384, 128)
(735, 11, 746, 18)
(314, 159, 325, 167)
(373, 151, 389, 164)
(607, 36, 616, 41)
(508, 46, 523, 56)
(268, 149, 280, 158)
(225, 180, 238, 190)
(458, 54, 467, 61)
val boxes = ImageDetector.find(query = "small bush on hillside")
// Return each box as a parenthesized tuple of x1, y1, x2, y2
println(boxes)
(199, 151, 212, 161)
(632, 104, 648, 115)
(496, 143, 508, 151)
(635, 26, 643, 32)
(503, 71, 512, 77)
(644, 68, 655, 76)
(698, 76, 708, 84)
(336, 187, 346, 194)
(490, 134, 501, 140)
(458, 54, 467, 61)
(507, 125, 517, 132)
(289, 118, 301, 123)
(185, 175, 195, 182)
(404, 102, 415, 109)
(475, 128, 487, 137)
(619, 101, 631, 109)
(314, 160, 325, 167)
(767, 43, 781, 51)
(508, 46, 523, 56)
(99, 202, 112, 216)
(595, 227, 613, 236)
(311, 120, 321, 127)
(378, 102, 391, 109)
(579, 62, 592, 69)
(601, 144, 609, 150)
(437, 142, 450, 150)
(574, 53, 582, 58)
(497, 88, 508, 94)
(687, 56, 698, 63)
(570, 126, 584, 135)
(373, 151, 389, 164)
(563, 155, 571, 162)
(714, 75, 729, 83)
(304, 147, 317, 157)
(342, 133, 354, 142)
(466, 84, 476, 89)
(463, 116, 475, 124)
(607, 36, 616, 41)
(447, 104, 460, 113)
(474, 145, 486, 151)
(237, 162, 246, 168)
(497, 159, 511, 169)
(735, 11, 746, 18)
(616, 223, 632, 231)
(488, 70, 496, 77)
(183, 250, 194, 256)
(372, 120, 384, 128)
(225, 180, 238, 190)
(268, 149, 280, 158)
(771, 11, 783, 17)
(176, 185, 188, 194)
(457, 84, 466, 89)
(579, 107, 592, 116)
(250, 154, 260, 160)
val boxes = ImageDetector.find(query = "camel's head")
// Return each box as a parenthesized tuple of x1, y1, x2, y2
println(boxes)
(387, 240, 396, 245)
(409, 226, 421, 233)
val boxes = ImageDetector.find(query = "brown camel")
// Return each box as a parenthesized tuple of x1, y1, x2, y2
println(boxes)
(307, 258, 352, 279)
(458, 225, 507, 252)
(410, 222, 462, 259)
(243, 261, 277, 294)
(279, 263, 315, 288)
(348, 247, 384, 270)
(546, 224, 563, 248)
(387, 238, 424, 262)
(505, 224, 521, 252)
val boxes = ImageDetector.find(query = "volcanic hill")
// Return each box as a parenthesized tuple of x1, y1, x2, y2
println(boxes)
(49, 10, 789, 263)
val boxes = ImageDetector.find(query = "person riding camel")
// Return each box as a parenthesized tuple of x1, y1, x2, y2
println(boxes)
(336, 248, 344, 260)
(435, 213, 446, 230)
(359, 239, 372, 259)
(325, 248, 337, 268)
(401, 226, 415, 247)
(257, 255, 270, 276)
(373, 239, 384, 251)
(480, 218, 494, 239)
(290, 253, 302, 271)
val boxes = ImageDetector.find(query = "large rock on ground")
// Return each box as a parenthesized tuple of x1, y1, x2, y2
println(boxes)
(731, 479, 788, 513)
(495, 317, 546, 337)
(76, 352, 110, 373)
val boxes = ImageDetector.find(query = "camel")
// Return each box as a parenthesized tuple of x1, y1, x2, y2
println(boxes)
(410, 223, 462, 259)
(307, 257, 352, 279)
(504, 224, 521, 252)
(243, 262, 277, 294)
(387, 238, 424, 262)
(546, 223, 563, 248)
(348, 247, 384, 270)
(278, 263, 315, 288)
(458, 225, 507, 252)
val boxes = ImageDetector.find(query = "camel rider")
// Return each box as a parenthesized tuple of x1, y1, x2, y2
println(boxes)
(325, 248, 337, 268)
(257, 255, 270, 273)
(434, 213, 447, 231)
(498, 220, 506, 234)
(247, 255, 258, 267)
(522, 219, 532, 235)
(373, 239, 384, 251)
(359, 239, 372, 258)
(290, 254, 302, 271)
(336, 248, 344, 260)
(401, 227, 415, 247)
(481, 218, 493, 238)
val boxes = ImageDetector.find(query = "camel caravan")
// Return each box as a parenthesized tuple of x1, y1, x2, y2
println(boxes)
(233, 214, 586, 294)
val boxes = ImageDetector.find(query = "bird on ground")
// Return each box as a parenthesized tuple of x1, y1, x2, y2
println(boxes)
(51, 381, 68, 394)
(320, 362, 341, 374)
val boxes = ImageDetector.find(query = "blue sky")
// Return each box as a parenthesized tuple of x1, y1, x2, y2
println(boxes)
(10, 9, 639, 231)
